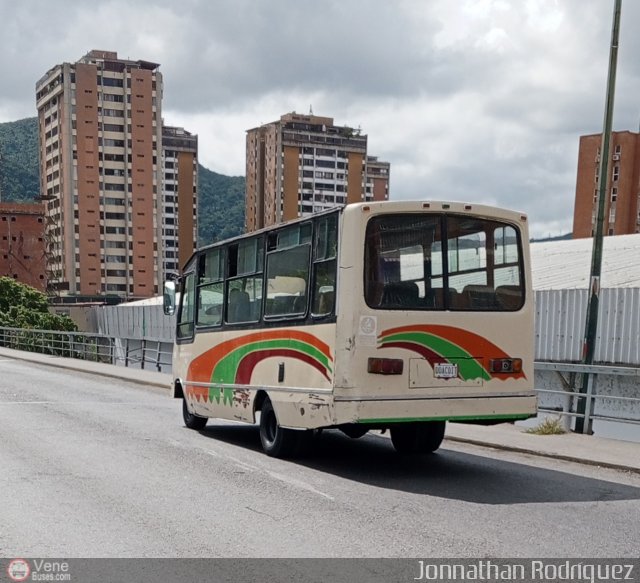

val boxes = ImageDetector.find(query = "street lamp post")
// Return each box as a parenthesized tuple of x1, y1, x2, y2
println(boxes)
(575, 0, 622, 434)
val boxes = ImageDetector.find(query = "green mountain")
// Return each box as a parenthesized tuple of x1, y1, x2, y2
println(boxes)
(0, 117, 40, 201)
(0, 117, 245, 245)
(198, 165, 245, 244)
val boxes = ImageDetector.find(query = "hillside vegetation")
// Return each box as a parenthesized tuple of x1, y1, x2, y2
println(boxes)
(0, 117, 40, 201)
(0, 117, 245, 245)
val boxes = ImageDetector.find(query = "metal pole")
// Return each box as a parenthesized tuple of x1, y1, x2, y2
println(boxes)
(576, 0, 622, 433)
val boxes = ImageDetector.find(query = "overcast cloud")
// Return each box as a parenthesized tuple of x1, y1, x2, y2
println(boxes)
(1, 0, 639, 238)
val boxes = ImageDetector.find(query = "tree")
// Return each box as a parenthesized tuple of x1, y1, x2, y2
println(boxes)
(0, 277, 77, 331)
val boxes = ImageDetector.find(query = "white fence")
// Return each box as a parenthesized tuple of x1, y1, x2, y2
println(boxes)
(535, 287, 640, 366)
(91, 288, 640, 366)
(92, 303, 175, 342)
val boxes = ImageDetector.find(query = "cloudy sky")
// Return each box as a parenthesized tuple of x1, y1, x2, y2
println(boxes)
(1, 0, 639, 238)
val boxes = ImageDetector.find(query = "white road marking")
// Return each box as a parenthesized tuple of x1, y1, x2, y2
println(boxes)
(265, 470, 335, 500)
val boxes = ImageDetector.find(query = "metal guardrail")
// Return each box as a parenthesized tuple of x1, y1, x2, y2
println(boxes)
(534, 361, 640, 434)
(1, 326, 638, 434)
(0, 326, 173, 372)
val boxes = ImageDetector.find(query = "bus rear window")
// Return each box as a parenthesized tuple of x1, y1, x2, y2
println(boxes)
(364, 214, 524, 311)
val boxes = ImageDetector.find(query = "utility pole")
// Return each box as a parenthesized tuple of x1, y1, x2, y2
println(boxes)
(575, 0, 622, 434)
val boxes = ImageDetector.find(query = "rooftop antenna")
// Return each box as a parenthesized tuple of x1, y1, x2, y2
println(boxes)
(309, 104, 313, 115)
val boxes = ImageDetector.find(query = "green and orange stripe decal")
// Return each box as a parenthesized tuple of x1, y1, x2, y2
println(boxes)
(187, 330, 333, 403)
(378, 324, 525, 381)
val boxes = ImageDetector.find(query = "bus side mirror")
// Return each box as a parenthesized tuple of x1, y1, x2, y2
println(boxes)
(163, 280, 177, 316)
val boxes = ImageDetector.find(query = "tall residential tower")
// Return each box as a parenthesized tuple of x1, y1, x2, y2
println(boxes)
(36, 50, 193, 299)
(245, 112, 390, 232)
(161, 126, 198, 275)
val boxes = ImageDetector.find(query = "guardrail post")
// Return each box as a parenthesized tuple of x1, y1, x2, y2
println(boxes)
(583, 374, 597, 435)
(156, 341, 161, 372)
(562, 393, 573, 432)
(141, 339, 146, 370)
(125, 339, 130, 367)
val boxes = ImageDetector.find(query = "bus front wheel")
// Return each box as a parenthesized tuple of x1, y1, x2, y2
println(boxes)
(390, 421, 446, 454)
(259, 398, 300, 458)
(183, 398, 208, 430)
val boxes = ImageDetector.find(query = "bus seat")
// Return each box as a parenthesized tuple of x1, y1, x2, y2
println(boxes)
(447, 289, 463, 309)
(462, 285, 498, 309)
(428, 288, 445, 309)
(229, 289, 251, 322)
(496, 285, 522, 310)
(317, 290, 335, 315)
(292, 295, 307, 314)
(382, 281, 419, 308)
(249, 299, 261, 320)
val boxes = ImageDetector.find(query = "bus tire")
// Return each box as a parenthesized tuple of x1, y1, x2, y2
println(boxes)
(259, 398, 300, 458)
(390, 421, 446, 454)
(183, 398, 208, 430)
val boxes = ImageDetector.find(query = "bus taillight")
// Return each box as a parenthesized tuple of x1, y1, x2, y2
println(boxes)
(489, 358, 522, 374)
(368, 358, 404, 375)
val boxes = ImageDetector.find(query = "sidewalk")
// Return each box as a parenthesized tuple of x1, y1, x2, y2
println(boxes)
(445, 422, 640, 474)
(2, 346, 638, 474)
(0, 346, 170, 390)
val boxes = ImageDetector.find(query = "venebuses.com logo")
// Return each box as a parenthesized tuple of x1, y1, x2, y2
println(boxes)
(5, 558, 71, 582)
(6, 559, 30, 582)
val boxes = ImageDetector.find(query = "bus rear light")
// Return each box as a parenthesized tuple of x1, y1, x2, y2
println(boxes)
(489, 358, 522, 374)
(368, 357, 404, 375)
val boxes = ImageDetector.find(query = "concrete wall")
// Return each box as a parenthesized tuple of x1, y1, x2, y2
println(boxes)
(535, 369, 640, 439)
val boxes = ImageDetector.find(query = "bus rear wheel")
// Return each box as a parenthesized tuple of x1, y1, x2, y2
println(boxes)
(259, 398, 301, 458)
(183, 398, 208, 430)
(390, 421, 446, 454)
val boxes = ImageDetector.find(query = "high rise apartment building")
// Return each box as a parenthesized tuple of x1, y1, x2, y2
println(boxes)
(36, 49, 197, 300)
(161, 126, 198, 275)
(245, 112, 390, 231)
(573, 131, 640, 239)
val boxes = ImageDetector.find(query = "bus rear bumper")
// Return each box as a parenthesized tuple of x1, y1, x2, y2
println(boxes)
(339, 395, 538, 426)
(277, 393, 537, 429)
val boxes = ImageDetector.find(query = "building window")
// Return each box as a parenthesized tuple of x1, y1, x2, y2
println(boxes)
(612, 166, 619, 182)
(611, 187, 617, 202)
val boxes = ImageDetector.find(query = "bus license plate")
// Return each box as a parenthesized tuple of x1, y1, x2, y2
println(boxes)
(434, 363, 458, 379)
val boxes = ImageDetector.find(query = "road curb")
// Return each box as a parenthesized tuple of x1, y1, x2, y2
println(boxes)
(2, 350, 170, 391)
(444, 435, 640, 475)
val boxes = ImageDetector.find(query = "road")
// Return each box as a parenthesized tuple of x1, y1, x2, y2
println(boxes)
(1, 355, 639, 558)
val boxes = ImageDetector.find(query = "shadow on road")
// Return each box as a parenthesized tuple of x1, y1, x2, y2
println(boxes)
(197, 423, 640, 505)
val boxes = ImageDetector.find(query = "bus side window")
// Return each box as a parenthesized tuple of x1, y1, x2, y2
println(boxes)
(196, 248, 224, 328)
(177, 272, 196, 339)
(265, 224, 311, 319)
(311, 213, 338, 317)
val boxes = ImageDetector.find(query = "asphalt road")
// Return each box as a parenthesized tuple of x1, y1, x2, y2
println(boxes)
(1, 356, 639, 558)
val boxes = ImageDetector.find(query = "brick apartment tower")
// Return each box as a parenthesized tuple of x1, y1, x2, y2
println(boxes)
(245, 112, 390, 232)
(36, 50, 165, 299)
(572, 131, 640, 238)
(161, 126, 198, 274)
(0, 203, 47, 291)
